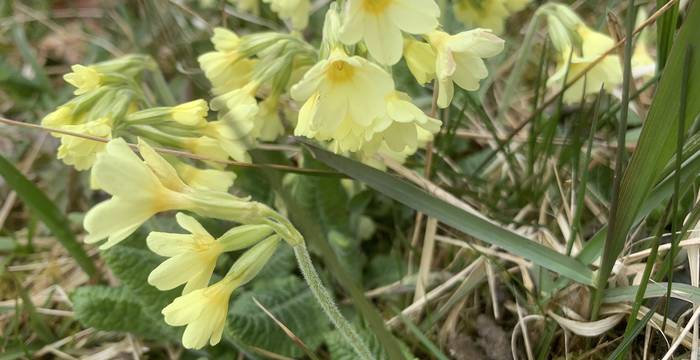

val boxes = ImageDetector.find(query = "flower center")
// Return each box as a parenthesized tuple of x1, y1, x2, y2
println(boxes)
(361, 0, 392, 14)
(327, 60, 355, 83)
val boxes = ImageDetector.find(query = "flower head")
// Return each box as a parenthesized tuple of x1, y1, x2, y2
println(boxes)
(181, 136, 232, 164)
(403, 38, 436, 85)
(252, 96, 285, 141)
(547, 25, 622, 104)
(291, 49, 394, 151)
(83, 138, 191, 249)
(162, 235, 281, 349)
(198, 28, 257, 95)
(200, 122, 252, 163)
(42, 105, 75, 127)
(211, 82, 259, 138)
(172, 100, 209, 127)
(55, 117, 112, 170)
(174, 161, 236, 192)
(64, 65, 102, 95)
(427, 29, 505, 108)
(371, 92, 441, 153)
(147, 212, 273, 294)
(339, 0, 440, 65)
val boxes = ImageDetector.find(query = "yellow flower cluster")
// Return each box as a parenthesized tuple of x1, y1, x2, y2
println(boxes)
(542, 4, 655, 103)
(197, 1, 504, 163)
(452, 0, 531, 34)
(81, 137, 302, 348)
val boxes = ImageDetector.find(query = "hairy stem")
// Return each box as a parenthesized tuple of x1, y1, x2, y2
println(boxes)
(293, 243, 373, 360)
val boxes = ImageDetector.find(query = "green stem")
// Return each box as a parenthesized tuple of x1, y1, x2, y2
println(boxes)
(293, 243, 373, 360)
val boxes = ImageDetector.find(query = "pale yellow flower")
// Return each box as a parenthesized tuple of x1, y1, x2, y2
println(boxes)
(84, 138, 287, 249)
(172, 100, 209, 127)
(42, 105, 75, 127)
(263, 0, 311, 30)
(252, 96, 285, 141)
(201, 122, 252, 163)
(403, 38, 436, 85)
(83, 138, 191, 249)
(374, 92, 441, 152)
(55, 117, 112, 171)
(198, 28, 257, 95)
(174, 161, 236, 192)
(211, 82, 259, 138)
(162, 235, 281, 349)
(291, 48, 394, 151)
(547, 25, 622, 104)
(182, 136, 232, 164)
(339, 0, 440, 65)
(427, 29, 504, 108)
(147, 212, 273, 294)
(64, 65, 102, 95)
(148, 213, 224, 294)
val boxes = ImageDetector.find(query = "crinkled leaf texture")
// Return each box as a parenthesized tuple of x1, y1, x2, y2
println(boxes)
(325, 324, 413, 360)
(226, 276, 331, 357)
(71, 286, 177, 340)
(71, 244, 180, 340)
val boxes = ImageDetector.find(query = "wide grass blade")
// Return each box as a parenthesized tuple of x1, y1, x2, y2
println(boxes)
(304, 143, 595, 286)
(594, 1, 700, 306)
(0, 154, 98, 278)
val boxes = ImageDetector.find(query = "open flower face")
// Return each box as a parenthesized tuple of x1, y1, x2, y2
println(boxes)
(83, 139, 191, 249)
(547, 25, 622, 104)
(339, 0, 440, 65)
(291, 49, 394, 151)
(162, 278, 236, 349)
(428, 29, 505, 108)
(147, 212, 225, 294)
(147, 212, 274, 294)
(161, 235, 280, 349)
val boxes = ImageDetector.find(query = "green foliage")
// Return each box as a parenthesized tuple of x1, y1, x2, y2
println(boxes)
(325, 326, 396, 360)
(71, 286, 177, 340)
(71, 244, 180, 341)
(595, 1, 700, 295)
(226, 276, 331, 357)
(305, 142, 595, 286)
(0, 154, 97, 278)
(285, 156, 368, 282)
(102, 245, 179, 314)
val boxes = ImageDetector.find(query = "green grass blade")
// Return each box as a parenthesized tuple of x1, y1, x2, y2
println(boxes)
(607, 302, 659, 360)
(0, 154, 98, 279)
(603, 282, 700, 303)
(394, 311, 450, 360)
(304, 143, 595, 286)
(593, 1, 700, 308)
(593, 0, 638, 319)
